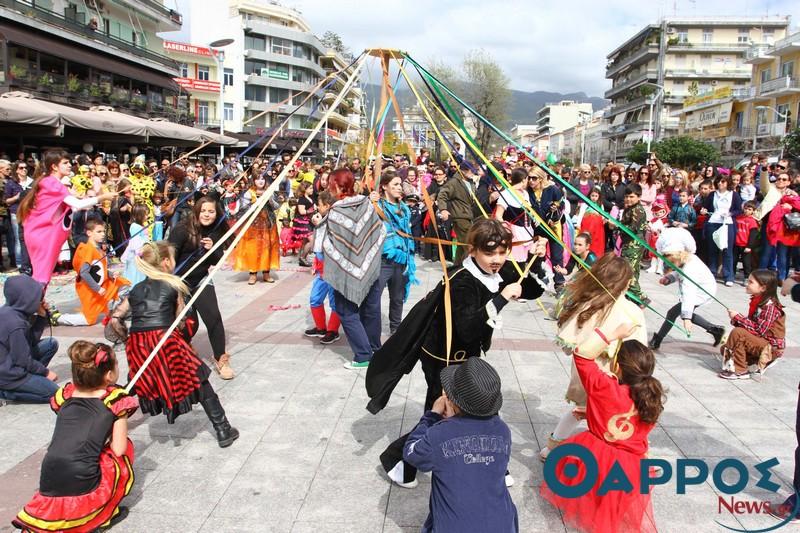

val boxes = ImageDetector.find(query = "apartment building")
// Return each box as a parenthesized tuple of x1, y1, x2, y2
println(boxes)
(1, 0, 188, 121)
(604, 16, 789, 159)
(536, 100, 593, 134)
(510, 124, 539, 146)
(178, 0, 361, 151)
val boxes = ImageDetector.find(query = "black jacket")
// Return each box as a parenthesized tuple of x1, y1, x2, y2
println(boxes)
(0, 276, 49, 389)
(129, 279, 179, 333)
(169, 220, 227, 288)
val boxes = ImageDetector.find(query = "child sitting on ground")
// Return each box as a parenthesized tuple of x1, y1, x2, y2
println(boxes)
(53, 219, 130, 326)
(13, 341, 137, 533)
(733, 201, 759, 280)
(554, 232, 597, 279)
(404, 357, 518, 533)
(303, 191, 341, 344)
(541, 335, 663, 533)
(719, 269, 785, 380)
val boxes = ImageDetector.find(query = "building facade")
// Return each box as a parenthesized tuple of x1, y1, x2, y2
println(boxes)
(604, 16, 789, 159)
(536, 100, 593, 134)
(162, 39, 226, 131)
(510, 124, 539, 146)
(175, 0, 361, 151)
(0, 0, 188, 122)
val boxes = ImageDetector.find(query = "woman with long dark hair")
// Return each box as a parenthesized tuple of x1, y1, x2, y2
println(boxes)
(18, 150, 115, 285)
(322, 168, 386, 369)
(168, 196, 234, 379)
(702, 175, 742, 286)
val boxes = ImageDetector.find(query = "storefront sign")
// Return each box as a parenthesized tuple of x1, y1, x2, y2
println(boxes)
(163, 40, 216, 57)
(686, 102, 733, 130)
(174, 77, 220, 92)
(683, 86, 733, 109)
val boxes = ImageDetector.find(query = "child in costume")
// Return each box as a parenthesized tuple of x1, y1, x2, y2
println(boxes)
(719, 269, 785, 380)
(648, 228, 725, 351)
(232, 174, 280, 284)
(13, 341, 137, 533)
(367, 219, 546, 487)
(645, 201, 668, 275)
(618, 184, 649, 306)
(120, 203, 151, 287)
(576, 188, 606, 259)
(404, 358, 518, 533)
(540, 254, 647, 461)
(17, 150, 115, 286)
(303, 191, 341, 344)
(733, 201, 759, 280)
(541, 336, 663, 533)
(221, 179, 241, 225)
(128, 158, 155, 233)
(121, 240, 239, 446)
(53, 219, 130, 326)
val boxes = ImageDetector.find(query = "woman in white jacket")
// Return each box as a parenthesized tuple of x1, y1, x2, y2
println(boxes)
(649, 228, 725, 350)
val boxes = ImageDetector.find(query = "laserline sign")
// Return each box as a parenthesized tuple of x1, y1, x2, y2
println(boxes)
(543, 443, 799, 532)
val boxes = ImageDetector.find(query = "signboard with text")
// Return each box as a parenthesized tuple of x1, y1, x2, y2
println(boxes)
(163, 40, 217, 57)
(174, 77, 220, 92)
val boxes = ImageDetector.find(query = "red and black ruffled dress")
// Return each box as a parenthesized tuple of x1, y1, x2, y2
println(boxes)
(13, 384, 137, 533)
(125, 278, 211, 423)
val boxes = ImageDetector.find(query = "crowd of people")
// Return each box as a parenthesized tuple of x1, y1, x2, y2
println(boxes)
(0, 143, 798, 532)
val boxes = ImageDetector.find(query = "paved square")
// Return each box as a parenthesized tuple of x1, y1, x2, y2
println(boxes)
(0, 259, 798, 533)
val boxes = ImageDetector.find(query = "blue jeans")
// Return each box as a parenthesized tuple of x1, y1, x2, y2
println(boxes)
(334, 280, 382, 363)
(758, 224, 778, 270)
(776, 243, 796, 281)
(707, 223, 735, 282)
(378, 259, 407, 334)
(0, 338, 59, 403)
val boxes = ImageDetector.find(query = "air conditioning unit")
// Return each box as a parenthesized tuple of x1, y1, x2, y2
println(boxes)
(243, 101, 250, 108)
(243, 50, 251, 57)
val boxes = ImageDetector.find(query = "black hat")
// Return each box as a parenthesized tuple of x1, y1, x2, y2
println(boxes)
(440, 358, 503, 417)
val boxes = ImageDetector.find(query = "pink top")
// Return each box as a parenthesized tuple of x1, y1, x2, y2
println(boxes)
(24, 176, 72, 284)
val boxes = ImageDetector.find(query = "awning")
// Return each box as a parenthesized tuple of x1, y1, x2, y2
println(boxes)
(0, 92, 60, 126)
(624, 132, 643, 143)
(0, 21, 178, 90)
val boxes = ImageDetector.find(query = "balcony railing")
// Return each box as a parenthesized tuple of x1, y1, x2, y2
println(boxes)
(732, 87, 756, 99)
(772, 31, 800, 52)
(731, 122, 787, 139)
(745, 44, 773, 63)
(668, 42, 750, 51)
(664, 69, 751, 78)
(760, 76, 800, 95)
(606, 44, 658, 78)
(604, 70, 658, 99)
(0, 0, 179, 71)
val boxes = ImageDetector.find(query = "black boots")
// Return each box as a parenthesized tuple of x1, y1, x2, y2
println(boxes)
(200, 395, 240, 448)
(649, 335, 662, 351)
(709, 326, 726, 347)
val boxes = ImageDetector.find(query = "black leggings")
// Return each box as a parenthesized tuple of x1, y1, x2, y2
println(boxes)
(653, 302, 720, 341)
(189, 284, 227, 360)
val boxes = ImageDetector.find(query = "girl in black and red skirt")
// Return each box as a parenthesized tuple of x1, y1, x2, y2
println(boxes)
(123, 240, 239, 448)
(13, 341, 137, 533)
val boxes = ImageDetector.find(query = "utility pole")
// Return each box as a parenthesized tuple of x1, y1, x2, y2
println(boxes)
(653, 19, 668, 143)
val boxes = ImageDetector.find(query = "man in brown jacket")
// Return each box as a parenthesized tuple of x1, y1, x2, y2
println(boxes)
(436, 163, 477, 265)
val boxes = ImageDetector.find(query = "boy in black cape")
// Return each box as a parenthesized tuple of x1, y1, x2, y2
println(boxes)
(366, 218, 546, 488)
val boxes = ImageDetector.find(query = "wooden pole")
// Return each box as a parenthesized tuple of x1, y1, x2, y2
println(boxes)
(371, 52, 390, 188)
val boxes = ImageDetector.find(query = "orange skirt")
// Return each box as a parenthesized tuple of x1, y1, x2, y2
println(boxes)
(233, 218, 280, 273)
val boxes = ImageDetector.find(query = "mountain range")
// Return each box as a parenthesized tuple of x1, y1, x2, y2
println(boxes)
(361, 83, 608, 128)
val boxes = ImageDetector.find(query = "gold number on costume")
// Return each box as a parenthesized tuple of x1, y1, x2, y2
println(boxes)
(604, 405, 637, 442)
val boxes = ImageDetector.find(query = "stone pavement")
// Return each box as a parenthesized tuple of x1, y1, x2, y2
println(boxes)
(0, 258, 799, 533)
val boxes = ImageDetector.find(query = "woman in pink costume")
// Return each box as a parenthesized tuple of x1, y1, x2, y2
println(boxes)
(18, 150, 115, 286)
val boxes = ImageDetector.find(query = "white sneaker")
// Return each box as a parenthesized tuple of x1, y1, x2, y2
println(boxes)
(539, 446, 551, 462)
(505, 473, 515, 487)
(387, 462, 418, 489)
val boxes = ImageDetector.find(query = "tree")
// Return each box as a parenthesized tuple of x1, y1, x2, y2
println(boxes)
(783, 127, 800, 159)
(427, 50, 510, 155)
(320, 31, 350, 56)
(626, 136, 720, 168)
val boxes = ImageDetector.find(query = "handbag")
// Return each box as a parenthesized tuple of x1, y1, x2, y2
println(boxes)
(785, 212, 800, 232)
(712, 224, 728, 250)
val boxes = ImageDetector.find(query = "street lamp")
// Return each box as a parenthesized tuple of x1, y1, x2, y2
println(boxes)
(755, 105, 789, 157)
(644, 82, 665, 155)
(209, 38, 234, 162)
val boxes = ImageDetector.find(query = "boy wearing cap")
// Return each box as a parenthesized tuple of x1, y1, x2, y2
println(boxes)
(404, 357, 518, 533)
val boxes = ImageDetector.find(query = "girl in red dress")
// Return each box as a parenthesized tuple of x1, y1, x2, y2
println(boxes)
(13, 341, 137, 533)
(541, 328, 665, 533)
(579, 188, 606, 258)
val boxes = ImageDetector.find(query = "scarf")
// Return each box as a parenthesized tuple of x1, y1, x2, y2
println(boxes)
(748, 294, 762, 319)
(322, 195, 386, 305)
(378, 198, 419, 301)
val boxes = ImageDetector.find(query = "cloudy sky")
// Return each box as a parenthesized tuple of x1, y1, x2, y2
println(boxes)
(172, 0, 797, 97)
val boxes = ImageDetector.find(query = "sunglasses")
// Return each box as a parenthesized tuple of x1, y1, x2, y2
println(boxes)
(777, 165, 787, 170)
(99, 172, 108, 176)
(777, 177, 790, 182)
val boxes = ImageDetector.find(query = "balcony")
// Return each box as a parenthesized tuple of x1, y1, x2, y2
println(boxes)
(194, 119, 221, 129)
(604, 96, 648, 118)
(772, 31, 800, 54)
(604, 70, 658, 99)
(759, 76, 800, 97)
(604, 120, 647, 138)
(745, 44, 774, 64)
(664, 69, 751, 79)
(606, 44, 659, 78)
(668, 42, 750, 53)
(0, 0, 179, 73)
(732, 87, 756, 99)
(109, 0, 182, 31)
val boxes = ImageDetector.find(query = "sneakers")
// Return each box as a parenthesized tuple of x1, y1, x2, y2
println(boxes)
(49, 310, 62, 327)
(648, 336, 662, 351)
(724, 281, 734, 287)
(343, 360, 369, 369)
(304, 327, 326, 338)
(214, 353, 235, 380)
(386, 462, 418, 489)
(539, 434, 562, 462)
(320, 331, 340, 344)
(710, 327, 726, 347)
(505, 472, 515, 487)
(718, 370, 750, 380)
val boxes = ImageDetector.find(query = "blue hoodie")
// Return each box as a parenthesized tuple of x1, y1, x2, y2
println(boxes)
(0, 276, 50, 390)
